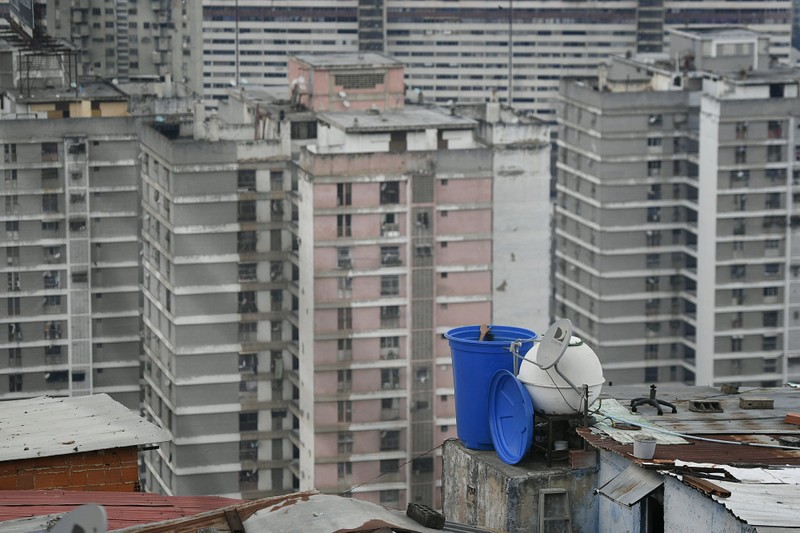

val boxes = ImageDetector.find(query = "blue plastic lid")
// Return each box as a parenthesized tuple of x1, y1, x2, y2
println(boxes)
(488, 369, 534, 465)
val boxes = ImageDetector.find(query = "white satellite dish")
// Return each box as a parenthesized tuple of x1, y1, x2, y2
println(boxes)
(51, 504, 107, 533)
(342, 100, 351, 108)
(338, 91, 347, 99)
(535, 317, 572, 369)
(229, 79, 237, 87)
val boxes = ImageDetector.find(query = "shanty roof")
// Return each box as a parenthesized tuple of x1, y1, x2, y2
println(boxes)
(579, 385, 800, 467)
(0, 490, 241, 533)
(92, 491, 490, 533)
(0, 395, 170, 462)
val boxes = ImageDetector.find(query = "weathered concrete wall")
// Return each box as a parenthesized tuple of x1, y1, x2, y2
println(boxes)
(442, 439, 598, 532)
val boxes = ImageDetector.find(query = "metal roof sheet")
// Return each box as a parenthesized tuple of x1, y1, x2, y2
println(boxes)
(244, 493, 475, 533)
(598, 464, 664, 506)
(0, 490, 241, 532)
(0, 395, 170, 462)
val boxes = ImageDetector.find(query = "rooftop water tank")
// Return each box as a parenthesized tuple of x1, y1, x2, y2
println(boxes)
(517, 336, 605, 415)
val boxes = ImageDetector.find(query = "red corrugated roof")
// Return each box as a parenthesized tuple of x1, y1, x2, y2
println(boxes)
(0, 490, 242, 531)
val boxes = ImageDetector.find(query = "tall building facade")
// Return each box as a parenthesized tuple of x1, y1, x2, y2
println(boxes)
(38, 1, 793, 115)
(0, 27, 142, 408)
(45, 0, 202, 95)
(556, 28, 800, 387)
(139, 52, 551, 506)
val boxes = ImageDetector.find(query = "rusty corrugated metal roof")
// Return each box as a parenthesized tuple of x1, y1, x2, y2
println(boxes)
(0, 490, 241, 532)
(581, 385, 800, 467)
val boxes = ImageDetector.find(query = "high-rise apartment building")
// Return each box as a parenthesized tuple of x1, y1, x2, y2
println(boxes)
(556, 28, 800, 387)
(0, 24, 142, 408)
(39, 1, 793, 116)
(139, 52, 551, 506)
(45, 0, 202, 95)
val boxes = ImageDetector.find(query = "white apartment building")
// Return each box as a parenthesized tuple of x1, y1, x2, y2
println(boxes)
(39, 1, 793, 116)
(556, 28, 800, 387)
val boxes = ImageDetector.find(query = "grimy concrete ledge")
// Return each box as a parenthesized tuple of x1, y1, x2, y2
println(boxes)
(441, 439, 598, 533)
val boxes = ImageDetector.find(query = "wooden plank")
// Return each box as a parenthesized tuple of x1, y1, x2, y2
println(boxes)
(683, 475, 731, 498)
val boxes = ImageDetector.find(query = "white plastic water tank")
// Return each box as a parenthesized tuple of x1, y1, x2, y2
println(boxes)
(517, 336, 605, 415)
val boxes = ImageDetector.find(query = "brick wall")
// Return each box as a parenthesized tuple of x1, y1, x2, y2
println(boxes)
(0, 447, 139, 491)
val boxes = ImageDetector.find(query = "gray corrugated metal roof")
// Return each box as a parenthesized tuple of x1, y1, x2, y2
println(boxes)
(598, 465, 664, 506)
(0, 395, 169, 462)
(243, 493, 491, 533)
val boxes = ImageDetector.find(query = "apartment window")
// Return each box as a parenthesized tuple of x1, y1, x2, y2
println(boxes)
(337, 338, 352, 361)
(380, 459, 399, 475)
(338, 432, 354, 454)
(731, 265, 746, 279)
(337, 462, 352, 481)
(337, 214, 352, 237)
(380, 430, 400, 451)
(239, 470, 258, 490)
(41, 142, 59, 161)
(238, 263, 257, 281)
(733, 218, 746, 235)
(42, 194, 58, 213)
(239, 440, 258, 461)
(732, 312, 743, 328)
(237, 169, 256, 191)
(337, 183, 352, 206)
(237, 231, 257, 253)
(647, 184, 662, 200)
(732, 288, 745, 304)
(380, 246, 400, 266)
(389, 132, 407, 153)
(239, 353, 258, 373)
(337, 247, 352, 269)
(768, 120, 784, 139)
(239, 412, 258, 431)
(647, 207, 661, 222)
(647, 137, 662, 147)
(735, 122, 748, 139)
(380, 305, 400, 326)
(45, 371, 68, 383)
(768, 145, 783, 163)
(735, 146, 747, 164)
(648, 114, 662, 127)
(338, 400, 352, 422)
(763, 311, 779, 328)
(9, 374, 22, 392)
(766, 168, 786, 183)
(646, 276, 659, 292)
(238, 201, 256, 222)
(765, 240, 780, 254)
(763, 336, 778, 351)
(734, 194, 746, 211)
(729, 170, 749, 187)
(646, 231, 661, 247)
(238, 291, 257, 313)
(764, 286, 779, 300)
(4, 169, 17, 187)
(764, 264, 781, 277)
(381, 336, 399, 359)
(381, 368, 400, 390)
(338, 276, 352, 298)
(380, 275, 400, 296)
(380, 490, 400, 506)
(379, 181, 400, 204)
(239, 322, 257, 342)
(8, 348, 21, 367)
(44, 295, 61, 308)
(645, 254, 660, 268)
(647, 161, 661, 177)
(731, 337, 743, 352)
(337, 369, 352, 392)
(337, 307, 352, 329)
(765, 193, 781, 209)
(645, 344, 659, 360)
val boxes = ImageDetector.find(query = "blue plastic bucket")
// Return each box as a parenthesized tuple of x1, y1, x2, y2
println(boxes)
(445, 325, 536, 450)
